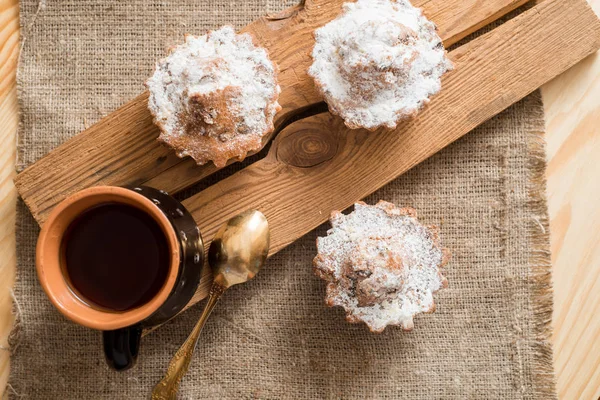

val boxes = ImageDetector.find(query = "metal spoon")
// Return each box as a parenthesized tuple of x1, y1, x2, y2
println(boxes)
(152, 209, 270, 400)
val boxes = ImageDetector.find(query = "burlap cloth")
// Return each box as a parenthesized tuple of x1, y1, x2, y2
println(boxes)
(9, 1, 557, 398)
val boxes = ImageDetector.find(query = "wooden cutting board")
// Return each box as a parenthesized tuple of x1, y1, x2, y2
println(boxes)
(14, 0, 600, 307)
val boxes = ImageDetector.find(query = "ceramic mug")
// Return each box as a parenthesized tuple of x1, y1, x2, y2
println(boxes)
(36, 186, 204, 371)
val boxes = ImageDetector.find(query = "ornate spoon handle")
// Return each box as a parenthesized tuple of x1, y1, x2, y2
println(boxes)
(151, 283, 226, 400)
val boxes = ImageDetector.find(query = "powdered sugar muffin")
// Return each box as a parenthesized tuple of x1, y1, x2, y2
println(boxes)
(147, 26, 281, 168)
(308, 0, 453, 130)
(313, 201, 449, 332)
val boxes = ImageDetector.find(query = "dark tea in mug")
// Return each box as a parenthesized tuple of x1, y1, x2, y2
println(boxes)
(61, 202, 171, 311)
(38, 186, 205, 370)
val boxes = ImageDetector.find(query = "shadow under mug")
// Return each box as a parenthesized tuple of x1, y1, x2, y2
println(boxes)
(36, 186, 204, 371)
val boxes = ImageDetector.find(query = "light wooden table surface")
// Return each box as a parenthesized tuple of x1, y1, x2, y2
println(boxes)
(0, 0, 599, 398)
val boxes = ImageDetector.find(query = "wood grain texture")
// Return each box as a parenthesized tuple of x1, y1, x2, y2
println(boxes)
(2, 1, 600, 399)
(179, 0, 600, 308)
(542, 0, 600, 398)
(0, 0, 18, 398)
(13, 0, 530, 225)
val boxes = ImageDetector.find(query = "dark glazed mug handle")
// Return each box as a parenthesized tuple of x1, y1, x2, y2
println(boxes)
(103, 326, 142, 371)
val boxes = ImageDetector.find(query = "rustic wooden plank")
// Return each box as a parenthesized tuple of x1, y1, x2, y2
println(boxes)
(181, 0, 600, 306)
(15, 0, 531, 225)
(426, 0, 531, 45)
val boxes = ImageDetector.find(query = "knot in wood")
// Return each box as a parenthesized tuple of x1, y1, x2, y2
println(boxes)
(276, 128, 338, 168)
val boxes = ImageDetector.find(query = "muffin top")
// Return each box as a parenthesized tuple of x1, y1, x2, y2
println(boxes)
(314, 201, 449, 332)
(308, 0, 452, 130)
(147, 26, 281, 167)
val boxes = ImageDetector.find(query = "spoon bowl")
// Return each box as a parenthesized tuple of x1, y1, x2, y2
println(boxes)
(209, 209, 270, 288)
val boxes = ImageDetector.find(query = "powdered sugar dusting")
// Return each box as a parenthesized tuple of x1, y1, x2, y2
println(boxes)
(308, 0, 453, 130)
(147, 26, 281, 167)
(314, 201, 449, 332)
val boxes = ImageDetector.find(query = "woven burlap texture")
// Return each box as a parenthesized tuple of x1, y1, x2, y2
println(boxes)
(10, 1, 557, 398)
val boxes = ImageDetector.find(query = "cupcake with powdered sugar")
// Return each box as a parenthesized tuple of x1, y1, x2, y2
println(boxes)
(147, 26, 281, 168)
(308, 0, 452, 130)
(314, 201, 449, 332)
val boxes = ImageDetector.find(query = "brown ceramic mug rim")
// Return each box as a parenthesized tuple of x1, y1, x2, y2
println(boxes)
(36, 186, 180, 331)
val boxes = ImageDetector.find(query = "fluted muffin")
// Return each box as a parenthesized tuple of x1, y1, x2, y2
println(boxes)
(314, 201, 449, 332)
(147, 26, 281, 168)
(308, 0, 452, 130)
